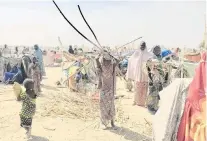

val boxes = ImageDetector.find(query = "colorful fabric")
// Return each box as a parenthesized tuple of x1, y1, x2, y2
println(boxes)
(19, 91, 36, 119)
(68, 66, 79, 91)
(98, 58, 117, 126)
(161, 49, 172, 58)
(134, 81, 148, 106)
(146, 58, 166, 114)
(4, 66, 19, 81)
(177, 52, 206, 141)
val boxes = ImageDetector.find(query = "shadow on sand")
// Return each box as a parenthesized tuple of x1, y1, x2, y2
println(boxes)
(41, 84, 60, 92)
(28, 135, 49, 141)
(110, 127, 152, 141)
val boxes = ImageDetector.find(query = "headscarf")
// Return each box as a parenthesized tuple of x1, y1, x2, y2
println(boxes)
(34, 45, 43, 61)
(150, 45, 162, 58)
(177, 52, 206, 141)
(126, 43, 153, 82)
(34, 44, 39, 50)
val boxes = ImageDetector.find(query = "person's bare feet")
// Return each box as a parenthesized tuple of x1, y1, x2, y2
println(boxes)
(100, 123, 108, 130)
(25, 127, 31, 139)
(111, 120, 118, 130)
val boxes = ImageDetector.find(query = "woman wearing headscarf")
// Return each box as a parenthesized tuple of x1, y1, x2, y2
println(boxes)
(96, 50, 119, 129)
(33, 44, 46, 76)
(146, 45, 167, 114)
(126, 41, 152, 106)
(177, 52, 206, 141)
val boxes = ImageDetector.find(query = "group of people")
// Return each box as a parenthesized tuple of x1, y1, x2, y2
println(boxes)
(126, 41, 170, 114)
(68, 45, 83, 55)
(10, 41, 206, 140)
(26, 44, 46, 95)
(95, 41, 206, 140)
(11, 44, 46, 138)
(68, 45, 78, 55)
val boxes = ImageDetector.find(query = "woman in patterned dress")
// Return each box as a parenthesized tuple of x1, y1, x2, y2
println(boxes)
(146, 45, 165, 114)
(15, 79, 37, 139)
(96, 50, 119, 129)
(126, 41, 152, 107)
(28, 56, 42, 95)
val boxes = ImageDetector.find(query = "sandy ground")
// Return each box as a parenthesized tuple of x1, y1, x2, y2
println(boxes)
(0, 67, 153, 141)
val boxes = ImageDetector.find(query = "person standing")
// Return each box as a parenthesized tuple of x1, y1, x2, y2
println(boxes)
(68, 45, 74, 54)
(28, 56, 42, 95)
(126, 41, 152, 107)
(74, 48, 78, 55)
(96, 50, 119, 129)
(14, 46, 19, 56)
(14, 79, 37, 139)
(146, 45, 171, 114)
(33, 44, 46, 76)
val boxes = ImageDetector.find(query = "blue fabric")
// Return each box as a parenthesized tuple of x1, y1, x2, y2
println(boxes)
(34, 47, 45, 75)
(121, 59, 128, 67)
(75, 72, 82, 80)
(4, 72, 15, 81)
(10, 66, 18, 74)
(75, 72, 82, 83)
(161, 50, 172, 58)
(74, 61, 81, 67)
(4, 67, 23, 82)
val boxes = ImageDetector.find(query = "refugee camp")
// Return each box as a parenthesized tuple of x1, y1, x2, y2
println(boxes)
(0, 1, 206, 141)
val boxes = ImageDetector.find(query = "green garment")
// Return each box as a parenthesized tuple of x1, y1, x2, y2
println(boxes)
(19, 91, 36, 118)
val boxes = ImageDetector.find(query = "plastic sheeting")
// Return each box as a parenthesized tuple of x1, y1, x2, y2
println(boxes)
(152, 78, 191, 141)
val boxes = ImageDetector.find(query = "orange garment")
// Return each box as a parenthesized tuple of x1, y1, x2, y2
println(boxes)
(177, 53, 206, 141)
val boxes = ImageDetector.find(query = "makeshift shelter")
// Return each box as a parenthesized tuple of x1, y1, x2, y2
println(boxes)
(0, 55, 31, 84)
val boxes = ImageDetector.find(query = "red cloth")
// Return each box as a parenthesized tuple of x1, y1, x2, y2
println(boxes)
(54, 54, 61, 59)
(177, 53, 206, 141)
(184, 54, 201, 62)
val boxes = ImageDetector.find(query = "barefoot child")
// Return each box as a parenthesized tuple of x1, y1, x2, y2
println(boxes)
(13, 79, 37, 138)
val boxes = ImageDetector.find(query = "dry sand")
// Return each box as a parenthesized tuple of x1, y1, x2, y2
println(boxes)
(0, 67, 153, 141)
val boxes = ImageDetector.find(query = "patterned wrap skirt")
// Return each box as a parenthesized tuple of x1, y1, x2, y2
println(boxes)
(134, 82, 148, 107)
(20, 115, 33, 128)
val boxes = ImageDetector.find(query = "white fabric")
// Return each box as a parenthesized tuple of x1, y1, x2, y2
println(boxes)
(152, 78, 191, 141)
(126, 47, 152, 82)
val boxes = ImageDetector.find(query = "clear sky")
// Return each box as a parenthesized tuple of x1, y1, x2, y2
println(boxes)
(0, 0, 206, 49)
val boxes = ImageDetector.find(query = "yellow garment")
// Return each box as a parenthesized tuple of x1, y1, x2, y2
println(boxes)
(68, 66, 79, 91)
(13, 82, 25, 100)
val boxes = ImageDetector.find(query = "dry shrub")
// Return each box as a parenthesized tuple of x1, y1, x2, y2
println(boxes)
(39, 92, 99, 121)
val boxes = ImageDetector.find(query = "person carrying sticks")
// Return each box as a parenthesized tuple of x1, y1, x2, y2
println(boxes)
(96, 50, 119, 130)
